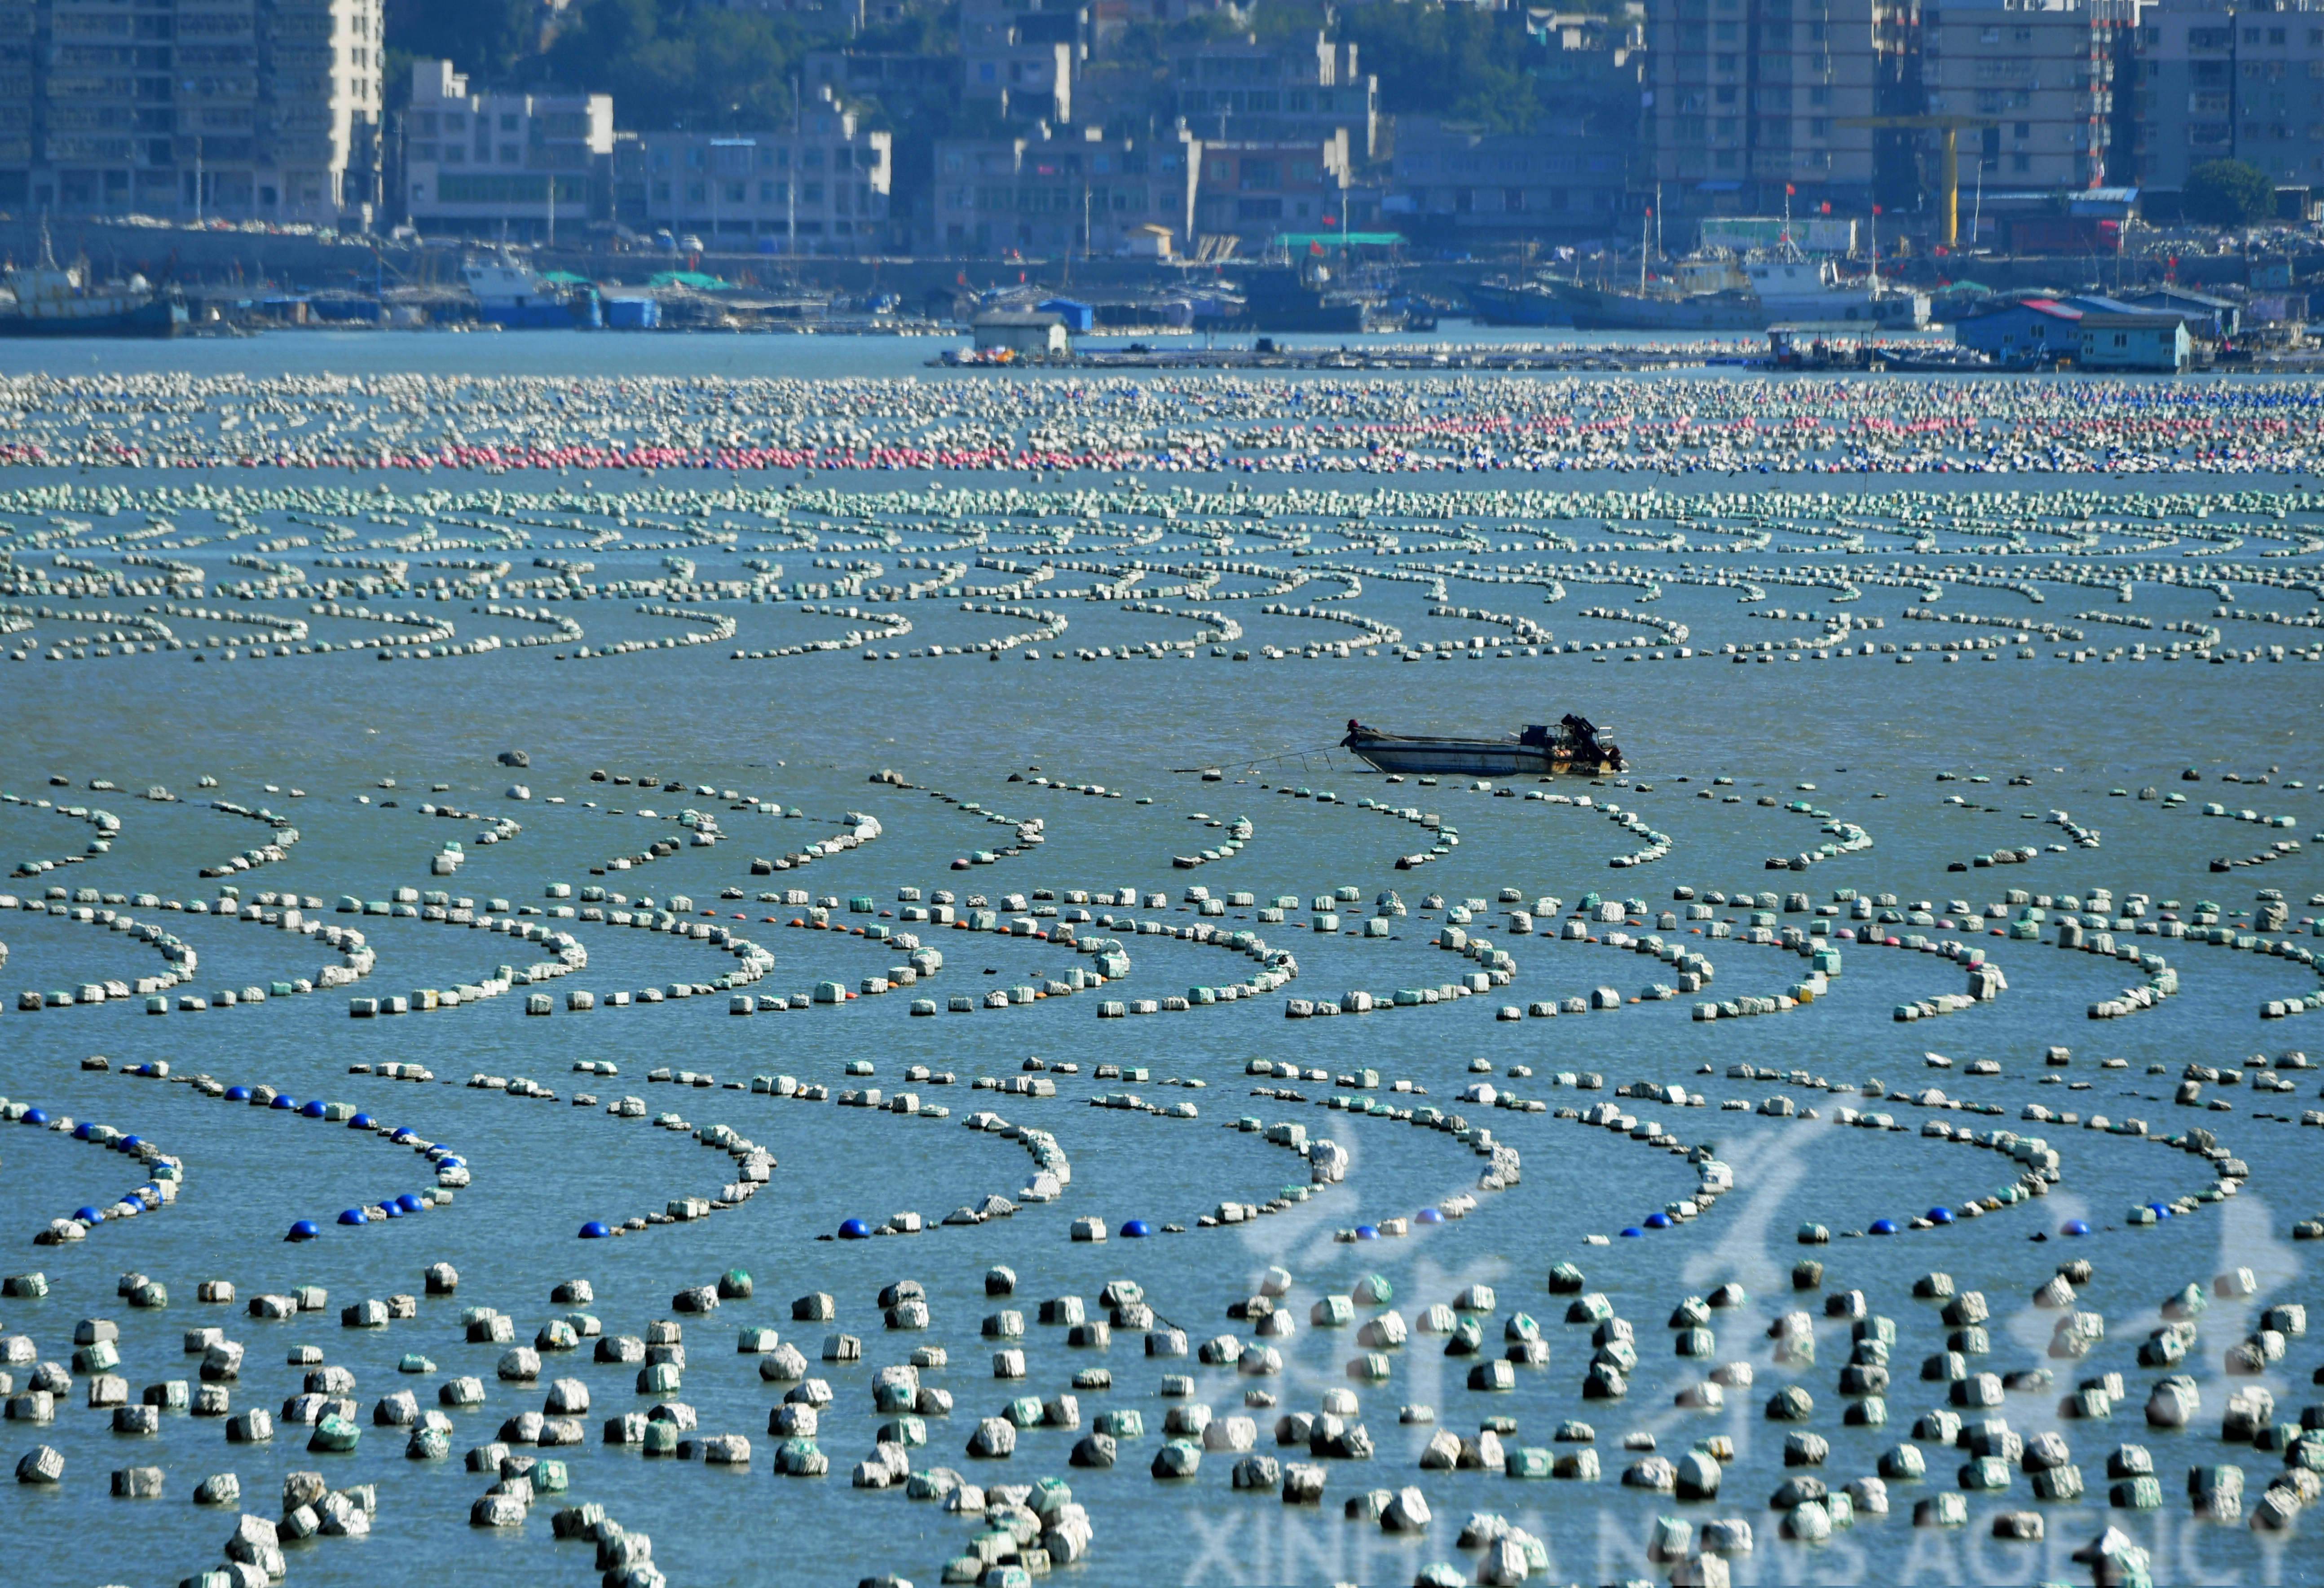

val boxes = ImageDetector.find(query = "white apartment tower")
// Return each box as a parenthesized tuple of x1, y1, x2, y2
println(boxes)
(0, 0, 383, 223)
(1650, 0, 1909, 214)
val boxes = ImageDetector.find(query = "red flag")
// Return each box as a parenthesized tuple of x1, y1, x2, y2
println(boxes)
(1819, 201, 1831, 215)
(1309, 240, 1324, 256)
(1785, 184, 1795, 196)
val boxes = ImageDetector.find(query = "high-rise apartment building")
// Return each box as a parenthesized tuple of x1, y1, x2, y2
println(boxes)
(1649, 0, 1909, 214)
(1925, 0, 2128, 189)
(0, 0, 383, 222)
(2134, 0, 2324, 202)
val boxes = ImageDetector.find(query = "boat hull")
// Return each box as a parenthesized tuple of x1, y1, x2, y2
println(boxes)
(1343, 737, 1616, 777)
(0, 295, 186, 338)
(1549, 282, 1763, 332)
(1464, 283, 1572, 327)
(478, 298, 600, 330)
(1761, 293, 1930, 330)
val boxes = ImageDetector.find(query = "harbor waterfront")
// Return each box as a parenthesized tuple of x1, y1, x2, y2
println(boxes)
(0, 338, 2321, 1588)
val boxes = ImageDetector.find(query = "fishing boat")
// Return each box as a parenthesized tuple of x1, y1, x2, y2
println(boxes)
(1340, 715, 1625, 776)
(460, 256, 601, 329)
(1223, 260, 1398, 334)
(0, 226, 186, 338)
(1463, 278, 1572, 327)
(1547, 251, 1928, 332)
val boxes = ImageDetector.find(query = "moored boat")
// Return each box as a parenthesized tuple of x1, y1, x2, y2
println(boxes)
(0, 227, 185, 339)
(1341, 715, 1625, 776)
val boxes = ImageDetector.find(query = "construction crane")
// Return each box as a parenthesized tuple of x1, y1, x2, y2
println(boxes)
(1836, 114, 1995, 249)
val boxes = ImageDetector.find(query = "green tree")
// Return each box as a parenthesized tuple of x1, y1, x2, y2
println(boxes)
(534, 0, 801, 129)
(1332, 5, 1551, 135)
(2183, 159, 2275, 227)
(385, 0, 540, 78)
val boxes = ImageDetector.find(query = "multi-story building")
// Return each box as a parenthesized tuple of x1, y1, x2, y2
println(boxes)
(962, 0, 1086, 123)
(2134, 0, 2324, 203)
(1924, 0, 2127, 188)
(1386, 116, 1635, 241)
(1649, 0, 1909, 216)
(401, 57, 612, 238)
(0, 0, 383, 223)
(1530, 5, 1652, 136)
(802, 48, 957, 112)
(1164, 32, 1379, 159)
(616, 99, 893, 252)
(1191, 133, 1351, 247)
(930, 123, 1195, 253)
(715, 0, 911, 25)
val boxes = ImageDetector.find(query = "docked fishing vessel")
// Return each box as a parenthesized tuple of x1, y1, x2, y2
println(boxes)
(0, 229, 185, 338)
(1223, 260, 1400, 334)
(1743, 257, 1928, 329)
(1547, 252, 1927, 332)
(1463, 277, 1572, 327)
(461, 257, 600, 329)
(1341, 715, 1625, 776)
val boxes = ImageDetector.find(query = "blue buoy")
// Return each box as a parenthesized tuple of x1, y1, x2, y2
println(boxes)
(1416, 1208, 1445, 1225)
(1354, 1225, 1380, 1240)
(286, 1219, 322, 1242)
(379, 1202, 403, 1218)
(1927, 1207, 1955, 1226)
(299, 1100, 326, 1118)
(579, 1221, 613, 1239)
(72, 1122, 94, 1140)
(225, 1087, 251, 1102)
(73, 1206, 102, 1223)
(838, 1218, 872, 1240)
(1645, 1212, 1673, 1230)
(1120, 1219, 1152, 1238)
(1870, 1218, 1900, 1235)
(1619, 1226, 1645, 1238)
(391, 1128, 416, 1143)
(350, 1114, 374, 1130)
(396, 1194, 424, 1214)
(269, 1095, 297, 1111)
(437, 1155, 464, 1170)
(22, 1108, 47, 1126)
(2063, 1219, 2092, 1237)
(337, 1208, 367, 1226)
(2148, 1203, 2172, 1219)
(117, 1135, 141, 1153)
